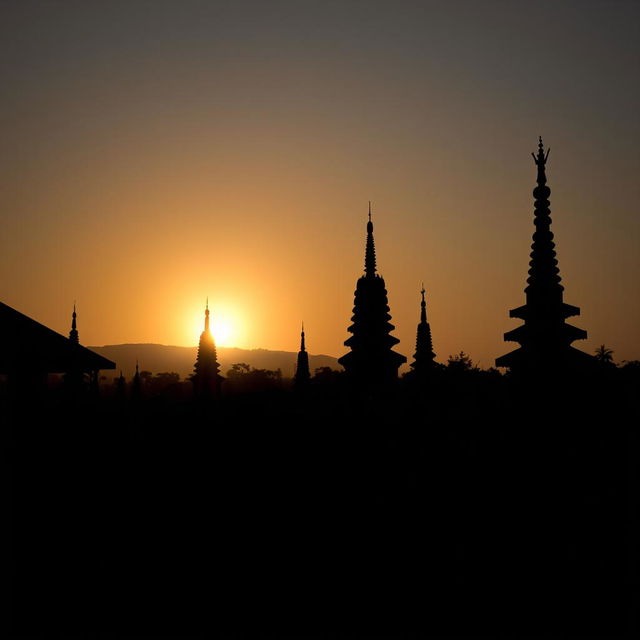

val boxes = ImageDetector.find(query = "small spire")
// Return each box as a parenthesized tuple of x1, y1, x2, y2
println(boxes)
(365, 203, 377, 276)
(204, 299, 210, 333)
(135, 360, 139, 374)
(69, 303, 79, 344)
(300, 321, 306, 352)
(420, 284, 427, 323)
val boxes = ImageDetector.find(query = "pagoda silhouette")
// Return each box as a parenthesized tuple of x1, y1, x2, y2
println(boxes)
(409, 285, 438, 376)
(294, 322, 311, 388)
(338, 204, 406, 385)
(191, 300, 223, 397)
(496, 138, 593, 373)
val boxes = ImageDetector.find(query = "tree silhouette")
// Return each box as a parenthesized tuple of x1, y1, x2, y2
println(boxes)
(594, 344, 615, 366)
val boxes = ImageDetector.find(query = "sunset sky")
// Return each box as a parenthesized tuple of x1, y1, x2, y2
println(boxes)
(1, 0, 638, 368)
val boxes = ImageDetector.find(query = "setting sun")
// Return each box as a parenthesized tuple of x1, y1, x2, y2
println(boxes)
(189, 303, 244, 348)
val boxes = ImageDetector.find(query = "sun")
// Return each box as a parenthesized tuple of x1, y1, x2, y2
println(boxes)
(190, 304, 242, 348)
(210, 317, 233, 346)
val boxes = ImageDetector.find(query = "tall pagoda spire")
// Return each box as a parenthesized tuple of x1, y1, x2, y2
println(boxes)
(192, 300, 223, 397)
(409, 285, 437, 375)
(496, 138, 592, 372)
(69, 304, 79, 344)
(338, 205, 406, 386)
(365, 201, 376, 277)
(63, 302, 86, 395)
(294, 322, 311, 388)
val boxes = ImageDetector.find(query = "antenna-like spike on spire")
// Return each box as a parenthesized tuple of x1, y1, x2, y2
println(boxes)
(204, 299, 210, 333)
(300, 321, 306, 352)
(365, 203, 377, 276)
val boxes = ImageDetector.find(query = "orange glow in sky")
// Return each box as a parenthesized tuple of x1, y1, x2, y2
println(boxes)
(1, 2, 639, 366)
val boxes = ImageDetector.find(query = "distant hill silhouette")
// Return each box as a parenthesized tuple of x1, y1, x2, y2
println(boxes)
(87, 343, 341, 379)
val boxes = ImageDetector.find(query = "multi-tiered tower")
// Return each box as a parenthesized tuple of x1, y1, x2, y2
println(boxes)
(192, 300, 224, 397)
(338, 204, 406, 385)
(409, 285, 438, 376)
(496, 138, 592, 373)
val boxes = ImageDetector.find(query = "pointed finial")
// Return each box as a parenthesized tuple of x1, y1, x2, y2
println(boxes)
(135, 359, 139, 373)
(300, 321, 306, 352)
(365, 202, 377, 276)
(532, 136, 550, 166)
(204, 299, 210, 332)
(419, 284, 427, 323)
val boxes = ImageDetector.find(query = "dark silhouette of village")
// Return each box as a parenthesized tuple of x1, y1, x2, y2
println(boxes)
(5, 140, 639, 637)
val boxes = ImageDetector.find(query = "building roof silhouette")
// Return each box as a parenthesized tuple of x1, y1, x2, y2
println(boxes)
(0, 301, 115, 375)
(496, 138, 592, 371)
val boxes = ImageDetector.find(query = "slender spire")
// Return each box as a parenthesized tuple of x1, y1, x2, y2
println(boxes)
(420, 284, 427, 324)
(69, 303, 79, 344)
(294, 321, 311, 387)
(365, 201, 377, 277)
(204, 298, 210, 333)
(410, 284, 437, 375)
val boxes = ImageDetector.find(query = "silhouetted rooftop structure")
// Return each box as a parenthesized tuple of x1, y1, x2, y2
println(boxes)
(338, 204, 406, 385)
(496, 138, 593, 373)
(409, 285, 438, 375)
(191, 300, 223, 397)
(0, 301, 115, 378)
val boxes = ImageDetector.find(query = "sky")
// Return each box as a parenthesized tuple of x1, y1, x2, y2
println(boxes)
(1, 0, 638, 368)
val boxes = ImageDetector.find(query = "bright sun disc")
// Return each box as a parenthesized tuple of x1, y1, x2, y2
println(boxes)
(191, 306, 239, 348)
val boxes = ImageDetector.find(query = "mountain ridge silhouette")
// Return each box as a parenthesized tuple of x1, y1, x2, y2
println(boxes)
(87, 343, 341, 379)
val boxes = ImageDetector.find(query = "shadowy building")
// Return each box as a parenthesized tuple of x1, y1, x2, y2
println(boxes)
(496, 138, 593, 374)
(191, 300, 223, 398)
(338, 204, 406, 386)
(409, 285, 438, 376)
(0, 301, 115, 397)
(294, 322, 311, 389)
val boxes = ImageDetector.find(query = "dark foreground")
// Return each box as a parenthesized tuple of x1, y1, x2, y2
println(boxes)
(7, 376, 639, 638)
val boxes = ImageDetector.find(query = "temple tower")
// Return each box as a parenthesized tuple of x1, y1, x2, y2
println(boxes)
(64, 304, 85, 393)
(338, 204, 406, 385)
(496, 138, 592, 373)
(192, 300, 223, 397)
(409, 285, 437, 375)
(294, 322, 311, 388)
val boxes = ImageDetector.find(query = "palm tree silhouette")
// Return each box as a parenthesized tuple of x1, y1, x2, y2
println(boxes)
(594, 344, 615, 366)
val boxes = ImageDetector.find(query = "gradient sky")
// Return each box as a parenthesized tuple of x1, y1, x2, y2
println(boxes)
(1, 0, 638, 368)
